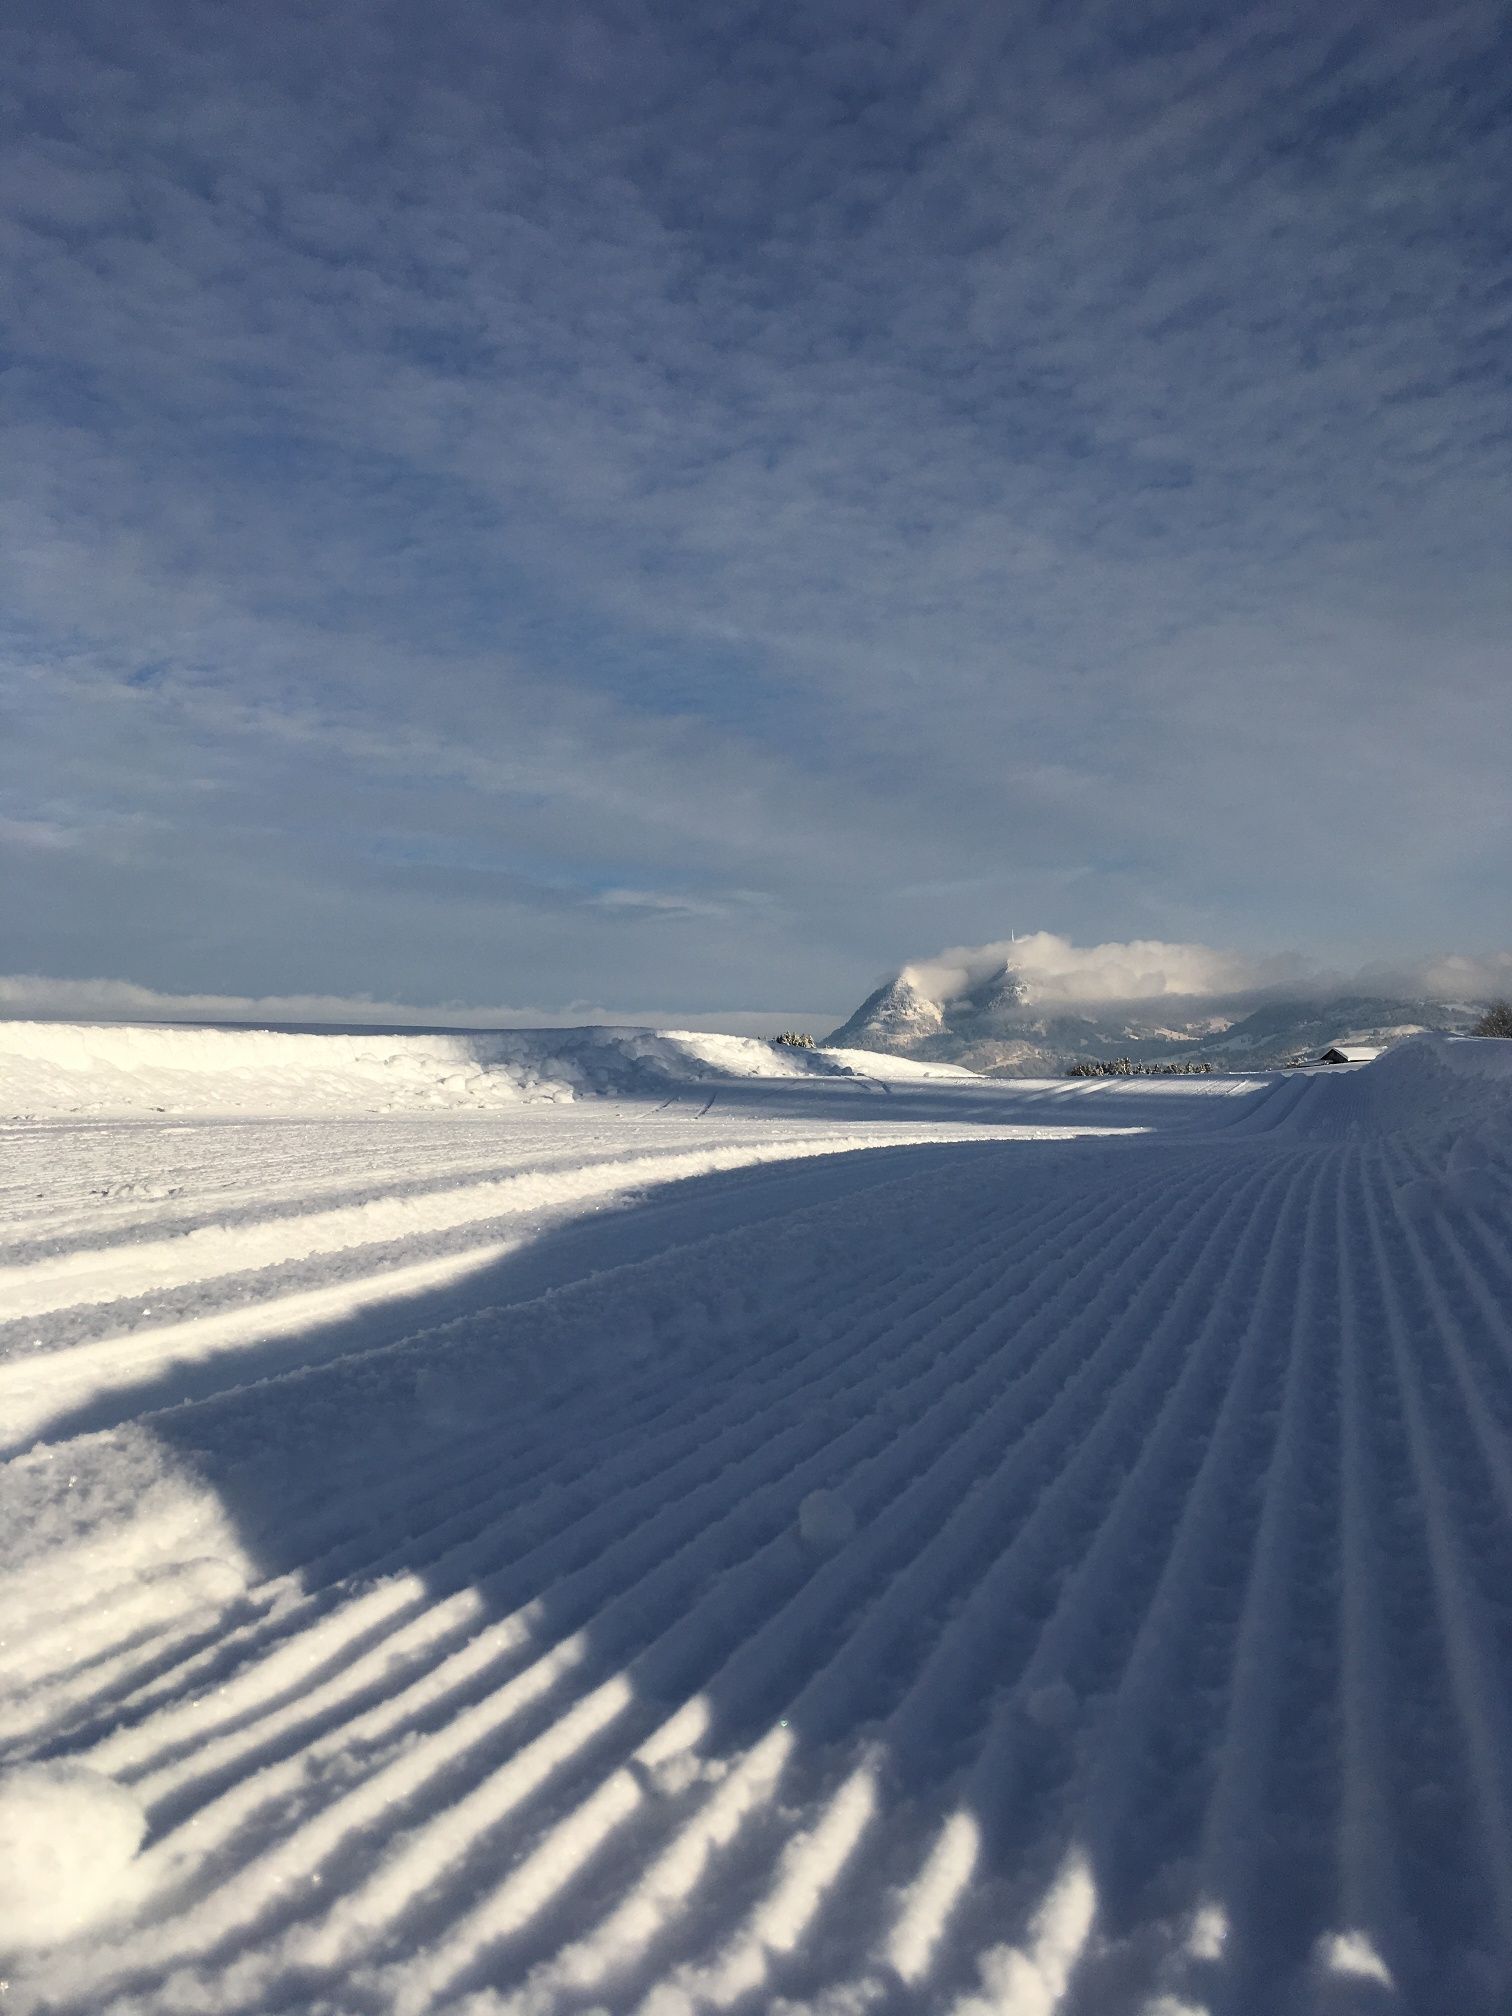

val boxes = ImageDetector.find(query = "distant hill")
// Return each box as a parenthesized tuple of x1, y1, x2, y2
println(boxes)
(827, 962, 1481, 1075)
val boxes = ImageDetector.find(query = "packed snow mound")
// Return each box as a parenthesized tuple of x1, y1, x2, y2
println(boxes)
(0, 1020, 976, 1118)
(0, 1764, 148, 1948)
(1275, 1033, 1512, 1147)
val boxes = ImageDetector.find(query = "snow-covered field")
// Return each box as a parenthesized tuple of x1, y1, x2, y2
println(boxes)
(3, 1022, 1511, 2015)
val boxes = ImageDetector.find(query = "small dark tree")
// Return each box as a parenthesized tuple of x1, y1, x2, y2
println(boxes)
(1473, 1000, 1512, 1038)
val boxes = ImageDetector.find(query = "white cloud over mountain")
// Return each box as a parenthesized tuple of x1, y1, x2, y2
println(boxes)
(902, 933, 1306, 1008)
(898, 934, 1512, 1010)
(1372, 951, 1512, 1004)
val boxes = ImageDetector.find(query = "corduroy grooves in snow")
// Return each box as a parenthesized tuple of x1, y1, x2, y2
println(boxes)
(2, 1022, 1511, 2015)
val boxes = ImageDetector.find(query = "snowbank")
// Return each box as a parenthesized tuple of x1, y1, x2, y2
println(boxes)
(0, 1020, 976, 1118)
(1281, 1033, 1512, 1144)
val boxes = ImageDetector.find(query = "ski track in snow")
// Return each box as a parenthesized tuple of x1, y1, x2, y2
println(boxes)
(3, 1034, 1512, 2014)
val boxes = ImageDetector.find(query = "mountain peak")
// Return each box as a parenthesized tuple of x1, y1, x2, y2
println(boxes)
(826, 974, 944, 1052)
(956, 963, 1031, 1021)
(826, 959, 1480, 1076)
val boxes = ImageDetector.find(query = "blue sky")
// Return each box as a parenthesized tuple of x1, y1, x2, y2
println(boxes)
(3, 0, 1510, 1023)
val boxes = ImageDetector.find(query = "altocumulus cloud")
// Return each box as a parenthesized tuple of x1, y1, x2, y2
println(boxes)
(2, 0, 1510, 1013)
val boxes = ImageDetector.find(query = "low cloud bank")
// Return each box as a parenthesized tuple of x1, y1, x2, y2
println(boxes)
(1367, 951, 1512, 1003)
(0, 976, 835, 1040)
(6, 945, 1508, 1041)
(899, 933, 1512, 1010)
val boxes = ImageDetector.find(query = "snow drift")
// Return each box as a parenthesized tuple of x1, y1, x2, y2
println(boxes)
(1274, 1031, 1512, 1143)
(0, 1019, 973, 1118)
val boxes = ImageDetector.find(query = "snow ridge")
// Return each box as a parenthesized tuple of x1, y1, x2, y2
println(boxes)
(0, 1018, 974, 1120)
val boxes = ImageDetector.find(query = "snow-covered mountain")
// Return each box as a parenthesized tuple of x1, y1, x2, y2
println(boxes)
(828, 962, 1481, 1074)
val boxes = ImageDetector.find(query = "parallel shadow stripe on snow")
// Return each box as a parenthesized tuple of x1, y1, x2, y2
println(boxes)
(1330, 1160, 1487, 1982)
(129, 1152, 1036, 1591)
(877, 1145, 1297, 1781)
(0, 1132, 1053, 1322)
(30, 1066, 1512, 2016)
(38, 1201, 1056, 1959)
(273, 1170, 1040, 1585)
(132, 1599, 562, 1914)
(1333, 1147, 1414, 1988)
(624, 1761, 882, 2016)
(414, 1149, 1298, 2003)
(32, 1164, 1024, 1755)
(1047, 1149, 1328, 2005)
(5, 1137, 1209, 2016)
(1018, 1141, 1326, 1777)
(1353, 1153, 1512, 1958)
(882, 1148, 1313, 1974)
(0, 1241, 519, 1457)
(107, 1154, 1117, 1738)
(1183, 1144, 1345, 2001)
(47, 1177, 1040, 1806)
(85, 1145, 1233, 1991)
(1397, 1208, 1512, 1526)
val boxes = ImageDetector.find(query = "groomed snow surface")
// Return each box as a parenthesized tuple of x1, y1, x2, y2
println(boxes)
(3, 1023, 1511, 2015)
